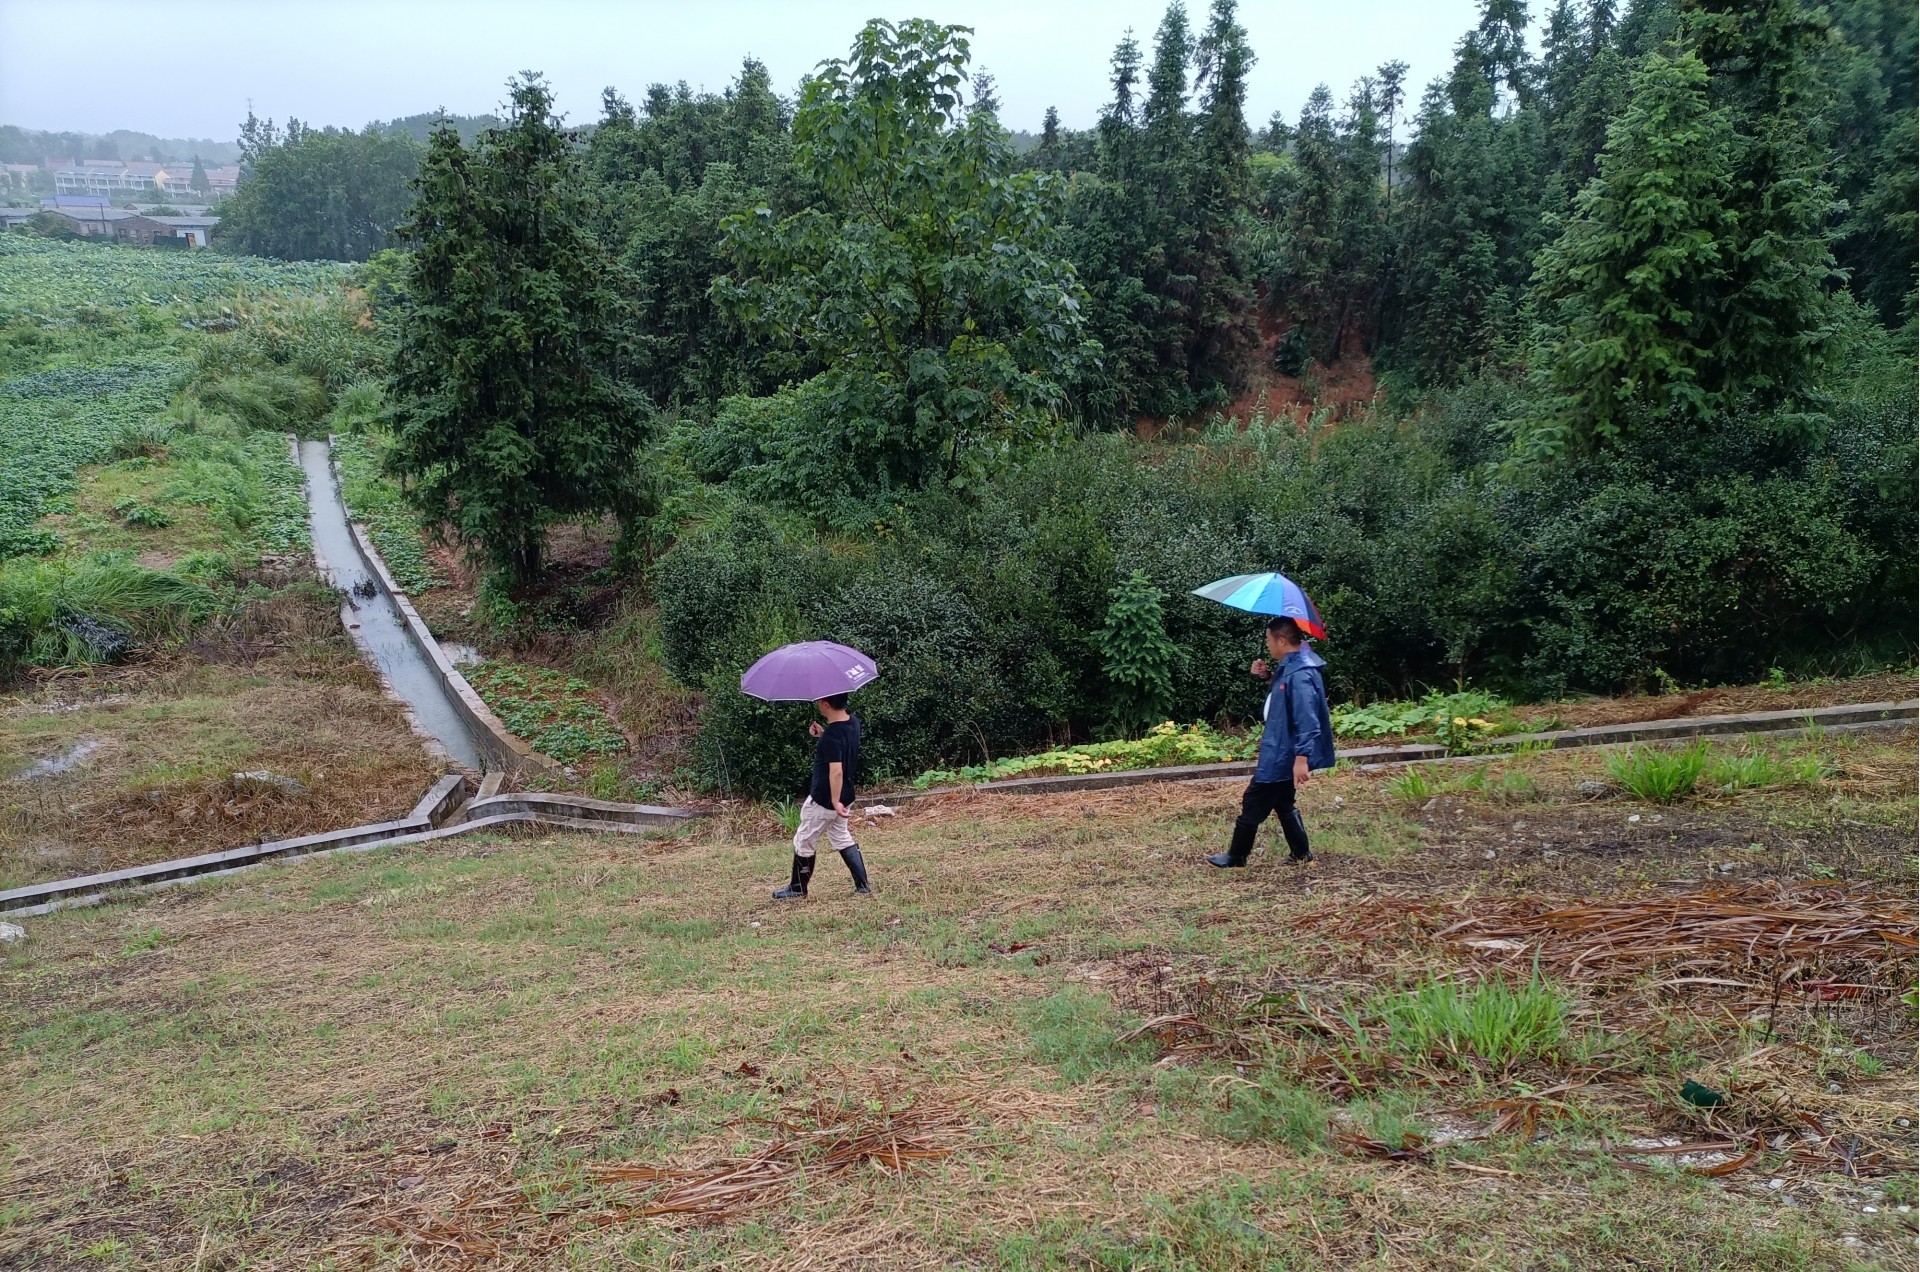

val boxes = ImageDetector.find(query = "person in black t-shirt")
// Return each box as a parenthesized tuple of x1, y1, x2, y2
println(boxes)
(773, 692, 870, 899)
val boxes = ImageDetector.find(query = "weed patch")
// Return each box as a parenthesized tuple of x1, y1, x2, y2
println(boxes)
(466, 659, 627, 763)
(1365, 972, 1570, 1069)
(914, 721, 1256, 788)
(1025, 987, 1152, 1082)
(1607, 741, 1710, 802)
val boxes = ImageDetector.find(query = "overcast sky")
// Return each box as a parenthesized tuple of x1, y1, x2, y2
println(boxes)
(1, 0, 1487, 143)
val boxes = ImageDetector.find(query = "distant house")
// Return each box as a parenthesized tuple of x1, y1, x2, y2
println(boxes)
(43, 205, 219, 246)
(46, 205, 142, 238)
(52, 161, 240, 200)
(0, 208, 36, 231)
(144, 214, 219, 248)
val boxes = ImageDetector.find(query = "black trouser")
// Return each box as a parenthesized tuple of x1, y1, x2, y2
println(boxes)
(1226, 780, 1311, 864)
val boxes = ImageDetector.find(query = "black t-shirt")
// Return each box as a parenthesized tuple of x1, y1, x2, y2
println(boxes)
(809, 714, 861, 808)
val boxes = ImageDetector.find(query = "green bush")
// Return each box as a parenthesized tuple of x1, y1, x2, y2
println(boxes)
(659, 375, 1917, 795)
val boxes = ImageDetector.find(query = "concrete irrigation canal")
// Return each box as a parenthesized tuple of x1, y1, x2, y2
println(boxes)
(297, 438, 486, 772)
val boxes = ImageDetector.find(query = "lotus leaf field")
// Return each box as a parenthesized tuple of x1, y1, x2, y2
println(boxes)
(0, 236, 345, 319)
(0, 239, 345, 561)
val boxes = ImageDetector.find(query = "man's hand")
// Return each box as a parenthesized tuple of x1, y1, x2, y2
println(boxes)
(808, 721, 824, 738)
(1293, 755, 1311, 786)
(1250, 658, 1270, 679)
(835, 801, 850, 818)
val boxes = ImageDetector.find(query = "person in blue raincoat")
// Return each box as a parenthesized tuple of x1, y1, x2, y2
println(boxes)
(1208, 616, 1336, 868)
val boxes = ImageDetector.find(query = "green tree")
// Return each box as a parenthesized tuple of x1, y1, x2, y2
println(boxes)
(1683, 0, 1842, 420)
(217, 119, 421, 261)
(1190, 0, 1261, 388)
(716, 20, 1093, 498)
(1384, 41, 1548, 387)
(384, 75, 650, 586)
(188, 155, 210, 195)
(587, 61, 794, 406)
(1275, 86, 1341, 358)
(1095, 569, 1177, 731)
(1528, 49, 1737, 452)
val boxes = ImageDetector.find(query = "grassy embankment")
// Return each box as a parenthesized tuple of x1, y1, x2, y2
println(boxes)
(4, 728, 1913, 1268)
(0, 239, 441, 888)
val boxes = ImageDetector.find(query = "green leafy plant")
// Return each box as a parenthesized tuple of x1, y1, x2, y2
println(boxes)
(1606, 741, 1711, 802)
(1331, 689, 1506, 742)
(911, 721, 1256, 789)
(1095, 569, 1178, 733)
(465, 659, 627, 764)
(111, 497, 172, 529)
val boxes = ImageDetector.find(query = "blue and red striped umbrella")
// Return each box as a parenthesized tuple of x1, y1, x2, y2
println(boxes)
(1190, 572, 1327, 639)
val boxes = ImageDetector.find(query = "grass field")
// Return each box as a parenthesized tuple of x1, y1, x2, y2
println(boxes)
(4, 730, 1913, 1269)
(0, 238, 440, 885)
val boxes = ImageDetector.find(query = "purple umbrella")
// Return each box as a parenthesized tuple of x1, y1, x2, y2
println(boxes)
(739, 641, 879, 702)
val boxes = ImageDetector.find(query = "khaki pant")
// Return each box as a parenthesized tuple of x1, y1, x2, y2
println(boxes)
(793, 796, 855, 858)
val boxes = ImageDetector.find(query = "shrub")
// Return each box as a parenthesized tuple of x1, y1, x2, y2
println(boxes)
(660, 373, 1917, 794)
(1095, 569, 1178, 733)
(1606, 741, 1710, 802)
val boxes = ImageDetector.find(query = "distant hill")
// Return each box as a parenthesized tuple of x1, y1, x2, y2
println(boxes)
(0, 125, 241, 166)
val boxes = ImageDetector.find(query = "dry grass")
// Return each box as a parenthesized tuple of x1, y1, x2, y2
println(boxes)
(0, 588, 444, 887)
(1, 731, 1914, 1269)
(1514, 669, 1917, 730)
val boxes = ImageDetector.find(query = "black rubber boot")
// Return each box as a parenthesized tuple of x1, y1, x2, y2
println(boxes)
(839, 844, 871, 894)
(1280, 809, 1314, 862)
(1207, 821, 1258, 868)
(772, 853, 815, 899)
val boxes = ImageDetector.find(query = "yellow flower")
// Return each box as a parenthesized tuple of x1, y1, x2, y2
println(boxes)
(1452, 716, 1468, 727)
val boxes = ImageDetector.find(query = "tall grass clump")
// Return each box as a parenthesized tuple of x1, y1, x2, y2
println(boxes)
(1707, 747, 1829, 792)
(1606, 741, 1710, 801)
(0, 554, 217, 673)
(192, 368, 330, 434)
(1367, 972, 1569, 1069)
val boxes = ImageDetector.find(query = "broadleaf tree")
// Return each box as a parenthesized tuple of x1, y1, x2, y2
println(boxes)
(716, 19, 1095, 500)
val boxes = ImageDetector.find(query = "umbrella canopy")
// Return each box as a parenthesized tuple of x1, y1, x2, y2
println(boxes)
(1190, 572, 1327, 639)
(739, 640, 879, 702)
